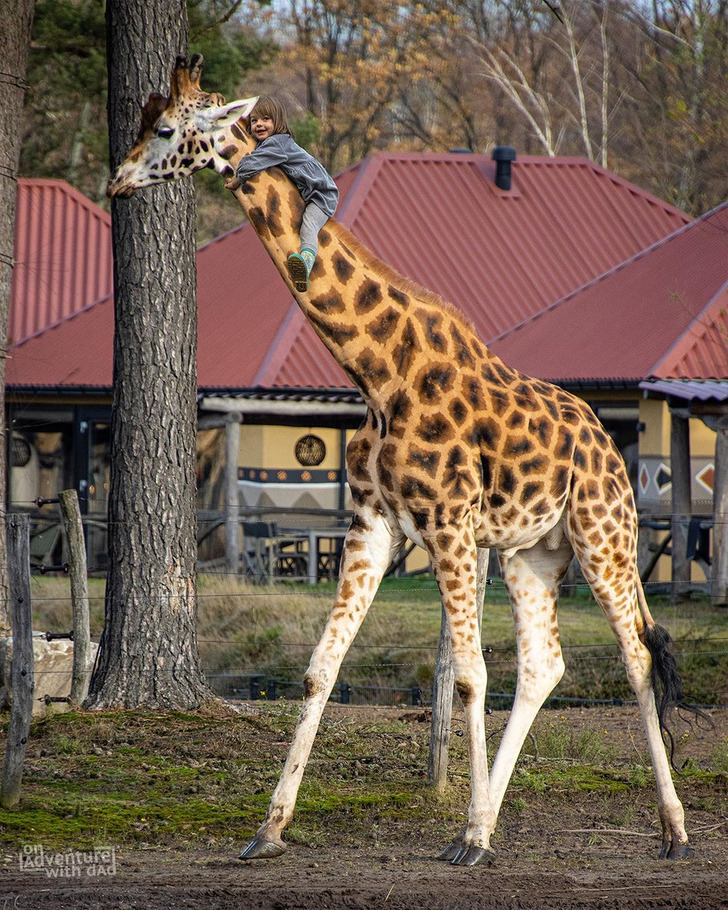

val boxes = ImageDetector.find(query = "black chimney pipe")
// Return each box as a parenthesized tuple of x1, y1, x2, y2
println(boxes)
(492, 146, 517, 191)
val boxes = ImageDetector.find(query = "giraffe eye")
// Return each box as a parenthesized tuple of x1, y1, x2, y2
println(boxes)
(157, 126, 174, 139)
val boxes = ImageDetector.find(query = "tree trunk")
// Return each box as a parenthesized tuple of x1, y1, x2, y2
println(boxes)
(87, 0, 209, 708)
(0, 0, 35, 631)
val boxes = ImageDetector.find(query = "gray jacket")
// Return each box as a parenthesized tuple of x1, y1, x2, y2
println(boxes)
(236, 135, 339, 218)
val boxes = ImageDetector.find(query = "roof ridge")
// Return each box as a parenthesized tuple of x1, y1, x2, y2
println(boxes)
(335, 154, 385, 224)
(10, 291, 113, 348)
(650, 279, 728, 378)
(252, 300, 305, 385)
(18, 176, 111, 223)
(196, 218, 250, 252)
(488, 203, 725, 346)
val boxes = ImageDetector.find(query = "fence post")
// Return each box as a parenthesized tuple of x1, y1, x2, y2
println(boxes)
(711, 419, 728, 607)
(670, 411, 691, 602)
(58, 490, 91, 704)
(249, 675, 263, 700)
(225, 412, 242, 575)
(1, 514, 34, 809)
(428, 547, 489, 790)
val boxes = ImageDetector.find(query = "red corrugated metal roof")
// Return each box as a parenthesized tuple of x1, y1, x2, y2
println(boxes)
(11, 179, 112, 344)
(8, 293, 114, 386)
(490, 202, 728, 382)
(262, 153, 690, 387)
(8, 153, 697, 391)
(342, 155, 690, 337)
(196, 223, 289, 387)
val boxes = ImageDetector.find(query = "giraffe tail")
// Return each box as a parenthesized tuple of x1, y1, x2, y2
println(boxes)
(639, 580, 712, 770)
(637, 577, 656, 629)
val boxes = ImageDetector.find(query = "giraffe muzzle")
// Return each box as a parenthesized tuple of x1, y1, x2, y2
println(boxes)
(106, 179, 136, 199)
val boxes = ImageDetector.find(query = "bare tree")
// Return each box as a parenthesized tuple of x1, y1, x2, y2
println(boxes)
(87, 0, 209, 708)
(625, 0, 728, 212)
(0, 0, 35, 630)
(469, 0, 625, 166)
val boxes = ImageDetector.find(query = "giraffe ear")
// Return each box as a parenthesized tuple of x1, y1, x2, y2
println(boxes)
(201, 96, 258, 129)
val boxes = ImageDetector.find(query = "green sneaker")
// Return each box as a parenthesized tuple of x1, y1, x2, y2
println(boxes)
(287, 249, 315, 292)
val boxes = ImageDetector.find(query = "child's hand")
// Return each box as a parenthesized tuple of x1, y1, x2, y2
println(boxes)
(225, 176, 241, 191)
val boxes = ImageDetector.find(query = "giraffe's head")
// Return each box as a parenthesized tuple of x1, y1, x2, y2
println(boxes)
(107, 54, 257, 198)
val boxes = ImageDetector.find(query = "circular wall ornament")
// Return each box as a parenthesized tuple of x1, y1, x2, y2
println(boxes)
(11, 435, 32, 468)
(295, 434, 326, 466)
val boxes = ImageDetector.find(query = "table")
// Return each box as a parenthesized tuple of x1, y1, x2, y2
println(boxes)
(286, 527, 348, 585)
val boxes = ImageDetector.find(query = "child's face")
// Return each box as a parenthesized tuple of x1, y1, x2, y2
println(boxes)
(250, 114, 275, 142)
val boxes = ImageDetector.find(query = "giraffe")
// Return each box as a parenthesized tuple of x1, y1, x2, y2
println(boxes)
(108, 55, 702, 865)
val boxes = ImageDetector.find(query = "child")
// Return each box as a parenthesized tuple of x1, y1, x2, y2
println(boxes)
(225, 96, 339, 292)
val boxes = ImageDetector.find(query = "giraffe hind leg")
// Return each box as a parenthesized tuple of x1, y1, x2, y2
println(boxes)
(569, 507, 694, 858)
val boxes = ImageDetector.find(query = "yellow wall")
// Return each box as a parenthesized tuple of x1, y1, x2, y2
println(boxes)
(639, 397, 716, 457)
(239, 424, 344, 471)
(690, 416, 718, 457)
(637, 397, 716, 584)
(639, 398, 669, 455)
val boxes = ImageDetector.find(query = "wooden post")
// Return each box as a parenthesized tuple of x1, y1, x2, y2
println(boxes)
(670, 411, 691, 602)
(712, 419, 728, 607)
(428, 548, 489, 790)
(1, 514, 34, 809)
(225, 413, 242, 575)
(58, 490, 91, 704)
(427, 603, 454, 790)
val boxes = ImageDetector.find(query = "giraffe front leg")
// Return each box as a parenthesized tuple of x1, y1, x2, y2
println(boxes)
(240, 508, 403, 860)
(425, 529, 497, 866)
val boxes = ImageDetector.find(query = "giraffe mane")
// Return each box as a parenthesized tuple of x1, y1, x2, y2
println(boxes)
(330, 220, 478, 335)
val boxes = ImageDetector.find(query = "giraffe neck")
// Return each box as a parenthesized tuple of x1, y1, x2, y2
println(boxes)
(215, 125, 485, 410)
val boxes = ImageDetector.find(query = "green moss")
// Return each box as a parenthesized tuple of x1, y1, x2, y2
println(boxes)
(0, 703, 724, 855)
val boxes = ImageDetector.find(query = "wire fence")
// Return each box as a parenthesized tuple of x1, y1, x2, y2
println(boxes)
(23, 602, 728, 712)
(9, 500, 728, 712)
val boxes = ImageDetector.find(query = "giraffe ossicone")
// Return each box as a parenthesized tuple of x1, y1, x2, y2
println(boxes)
(108, 54, 704, 865)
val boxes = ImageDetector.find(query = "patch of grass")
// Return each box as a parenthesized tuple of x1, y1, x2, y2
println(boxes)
(1, 705, 725, 857)
(24, 575, 728, 706)
(710, 736, 728, 773)
(527, 721, 616, 765)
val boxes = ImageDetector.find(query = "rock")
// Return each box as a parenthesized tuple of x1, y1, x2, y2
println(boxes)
(0, 632, 97, 716)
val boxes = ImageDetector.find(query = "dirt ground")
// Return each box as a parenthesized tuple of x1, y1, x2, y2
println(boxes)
(2, 705, 726, 910)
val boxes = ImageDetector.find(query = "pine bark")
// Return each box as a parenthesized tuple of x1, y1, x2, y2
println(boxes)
(87, 0, 209, 708)
(0, 0, 35, 630)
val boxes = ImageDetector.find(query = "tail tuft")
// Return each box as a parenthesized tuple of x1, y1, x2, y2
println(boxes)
(643, 624, 711, 771)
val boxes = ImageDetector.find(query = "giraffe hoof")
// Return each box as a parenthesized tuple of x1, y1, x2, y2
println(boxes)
(438, 838, 494, 866)
(659, 842, 693, 860)
(450, 844, 495, 866)
(437, 839, 463, 862)
(239, 836, 287, 860)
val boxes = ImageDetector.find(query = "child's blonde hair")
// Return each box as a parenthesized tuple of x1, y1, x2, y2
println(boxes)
(247, 96, 294, 140)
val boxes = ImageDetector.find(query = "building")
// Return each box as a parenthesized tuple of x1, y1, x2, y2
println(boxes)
(9, 154, 723, 580)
